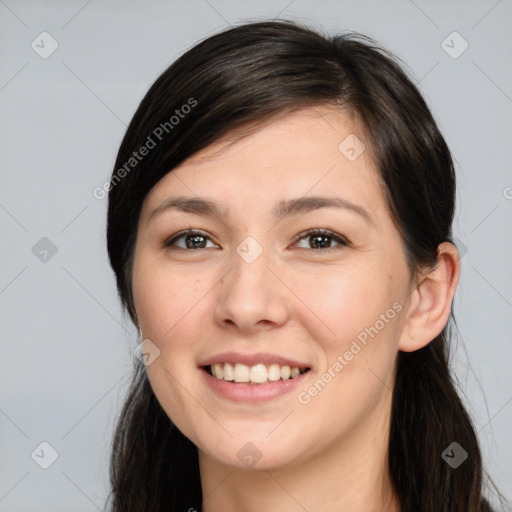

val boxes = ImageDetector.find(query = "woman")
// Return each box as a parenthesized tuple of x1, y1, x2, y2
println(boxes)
(105, 19, 503, 512)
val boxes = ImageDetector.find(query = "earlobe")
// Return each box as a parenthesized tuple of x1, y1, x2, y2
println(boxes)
(398, 242, 460, 352)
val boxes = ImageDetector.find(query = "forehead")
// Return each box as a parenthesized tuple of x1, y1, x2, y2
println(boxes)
(141, 107, 387, 222)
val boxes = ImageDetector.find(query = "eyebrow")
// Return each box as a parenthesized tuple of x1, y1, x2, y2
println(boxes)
(147, 195, 374, 225)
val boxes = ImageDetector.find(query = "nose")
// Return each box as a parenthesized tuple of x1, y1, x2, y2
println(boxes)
(214, 244, 290, 334)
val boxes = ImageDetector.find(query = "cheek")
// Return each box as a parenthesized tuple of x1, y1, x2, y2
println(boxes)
(295, 265, 399, 344)
(292, 274, 401, 439)
(132, 262, 212, 436)
(293, 266, 404, 412)
(132, 257, 210, 383)
(132, 257, 205, 338)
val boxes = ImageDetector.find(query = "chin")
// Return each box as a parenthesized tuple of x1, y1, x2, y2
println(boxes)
(205, 445, 300, 472)
(194, 428, 309, 472)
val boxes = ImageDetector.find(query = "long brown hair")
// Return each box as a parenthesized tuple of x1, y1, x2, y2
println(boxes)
(105, 19, 504, 512)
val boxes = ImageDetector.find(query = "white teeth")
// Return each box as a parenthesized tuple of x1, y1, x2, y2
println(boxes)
(213, 363, 223, 379)
(223, 362, 234, 381)
(233, 363, 250, 383)
(250, 363, 268, 383)
(281, 365, 291, 380)
(209, 362, 307, 383)
(268, 364, 281, 381)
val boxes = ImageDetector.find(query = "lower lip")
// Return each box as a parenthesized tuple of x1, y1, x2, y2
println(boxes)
(200, 367, 310, 403)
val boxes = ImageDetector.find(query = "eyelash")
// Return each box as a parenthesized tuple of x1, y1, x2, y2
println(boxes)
(163, 228, 350, 253)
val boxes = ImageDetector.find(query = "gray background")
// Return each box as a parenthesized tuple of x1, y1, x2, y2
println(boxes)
(1, 0, 511, 510)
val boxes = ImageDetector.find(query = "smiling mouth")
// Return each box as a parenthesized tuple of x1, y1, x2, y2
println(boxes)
(203, 362, 310, 384)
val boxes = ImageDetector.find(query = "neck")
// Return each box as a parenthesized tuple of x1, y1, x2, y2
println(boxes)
(199, 389, 399, 512)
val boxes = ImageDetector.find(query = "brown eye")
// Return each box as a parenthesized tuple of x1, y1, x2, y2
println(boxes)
(164, 230, 216, 250)
(295, 229, 349, 252)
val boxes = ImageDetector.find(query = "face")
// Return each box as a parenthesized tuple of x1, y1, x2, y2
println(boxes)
(131, 107, 415, 471)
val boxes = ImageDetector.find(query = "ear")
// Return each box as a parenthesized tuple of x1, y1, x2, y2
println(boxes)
(398, 242, 460, 352)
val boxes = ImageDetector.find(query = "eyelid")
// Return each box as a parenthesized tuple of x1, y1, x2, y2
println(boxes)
(163, 227, 350, 252)
(293, 228, 350, 252)
(163, 228, 218, 249)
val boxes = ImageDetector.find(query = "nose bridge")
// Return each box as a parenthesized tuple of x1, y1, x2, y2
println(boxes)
(215, 234, 288, 330)
(233, 236, 270, 292)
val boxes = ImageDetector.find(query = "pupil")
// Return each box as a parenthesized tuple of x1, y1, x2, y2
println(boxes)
(186, 235, 206, 249)
(312, 235, 329, 248)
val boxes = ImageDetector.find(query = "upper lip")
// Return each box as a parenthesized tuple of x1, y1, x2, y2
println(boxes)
(198, 352, 310, 368)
